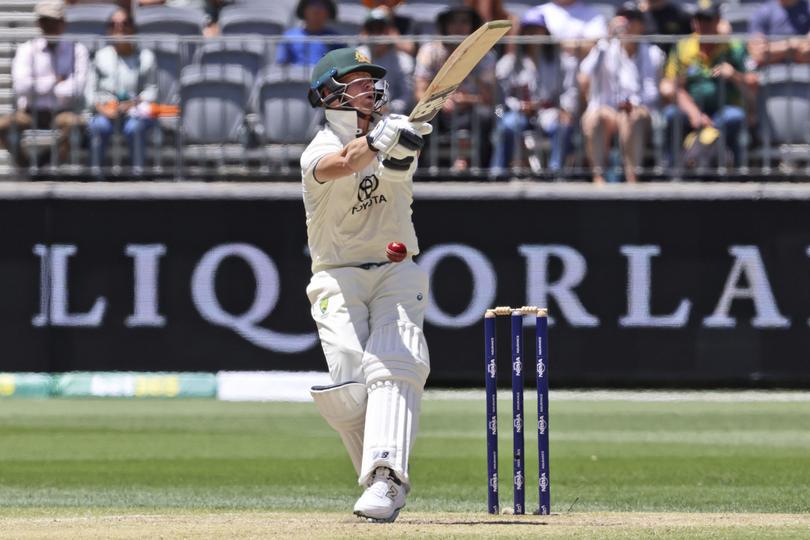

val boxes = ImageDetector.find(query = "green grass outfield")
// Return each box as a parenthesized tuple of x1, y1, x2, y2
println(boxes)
(0, 392, 809, 538)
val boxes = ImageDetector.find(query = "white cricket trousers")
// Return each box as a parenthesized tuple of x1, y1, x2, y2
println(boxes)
(306, 260, 429, 384)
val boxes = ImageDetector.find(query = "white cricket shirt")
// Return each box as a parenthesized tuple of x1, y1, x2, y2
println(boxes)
(301, 109, 420, 274)
(579, 38, 665, 112)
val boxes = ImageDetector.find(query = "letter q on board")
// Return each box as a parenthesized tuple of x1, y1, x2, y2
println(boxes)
(191, 243, 317, 353)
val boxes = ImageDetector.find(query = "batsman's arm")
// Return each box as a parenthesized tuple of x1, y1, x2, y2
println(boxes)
(313, 137, 378, 182)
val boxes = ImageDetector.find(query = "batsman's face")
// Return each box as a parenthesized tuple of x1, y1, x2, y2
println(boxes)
(338, 71, 376, 115)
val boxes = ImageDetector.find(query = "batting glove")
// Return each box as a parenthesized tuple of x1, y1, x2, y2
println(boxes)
(382, 119, 433, 169)
(366, 114, 411, 154)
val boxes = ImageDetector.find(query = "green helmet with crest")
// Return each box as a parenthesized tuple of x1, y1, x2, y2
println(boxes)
(307, 47, 388, 113)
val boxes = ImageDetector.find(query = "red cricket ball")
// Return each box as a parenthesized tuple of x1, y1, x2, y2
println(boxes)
(386, 241, 408, 263)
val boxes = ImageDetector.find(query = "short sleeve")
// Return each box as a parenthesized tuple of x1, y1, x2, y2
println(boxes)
(301, 131, 342, 186)
(664, 46, 680, 80)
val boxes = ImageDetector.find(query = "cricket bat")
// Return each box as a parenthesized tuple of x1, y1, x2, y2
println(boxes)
(409, 20, 512, 124)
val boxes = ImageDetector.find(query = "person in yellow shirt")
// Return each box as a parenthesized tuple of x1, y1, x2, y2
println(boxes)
(659, 0, 758, 169)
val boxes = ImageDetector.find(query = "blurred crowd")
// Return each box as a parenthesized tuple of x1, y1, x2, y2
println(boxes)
(1, 0, 809, 180)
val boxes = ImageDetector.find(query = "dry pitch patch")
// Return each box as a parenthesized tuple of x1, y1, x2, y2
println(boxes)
(1, 512, 809, 539)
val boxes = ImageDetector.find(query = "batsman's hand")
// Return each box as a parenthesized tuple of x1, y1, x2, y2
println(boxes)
(366, 114, 410, 154)
(382, 120, 432, 171)
(366, 114, 433, 155)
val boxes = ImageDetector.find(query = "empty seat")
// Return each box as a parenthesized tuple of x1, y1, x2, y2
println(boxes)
(760, 64, 810, 145)
(194, 39, 268, 86)
(135, 5, 205, 36)
(180, 64, 253, 144)
(140, 38, 193, 105)
(250, 66, 323, 145)
(219, 5, 289, 35)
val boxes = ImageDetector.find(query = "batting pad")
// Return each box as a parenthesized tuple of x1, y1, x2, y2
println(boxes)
(310, 382, 367, 475)
(362, 317, 430, 388)
(359, 379, 422, 488)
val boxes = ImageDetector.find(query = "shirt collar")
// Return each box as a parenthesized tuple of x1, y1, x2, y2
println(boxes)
(325, 109, 362, 142)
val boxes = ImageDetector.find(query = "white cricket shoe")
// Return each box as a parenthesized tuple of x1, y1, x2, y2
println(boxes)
(353, 467, 406, 523)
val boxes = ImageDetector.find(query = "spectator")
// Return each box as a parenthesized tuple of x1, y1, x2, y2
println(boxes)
(748, 0, 810, 67)
(276, 0, 342, 66)
(358, 9, 414, 115)
(490, 11, 578, 176)
(415, 5, 496, 171)
(578, 3, 665, 183)
(660, 0, 758, 168)
(361, 0, 415, 54)
(0, 0, 88, 168)
(640, 0, 692, 56)
(86, 8, 157, 177)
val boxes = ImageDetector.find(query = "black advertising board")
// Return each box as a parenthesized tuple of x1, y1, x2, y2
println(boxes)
(3, 183, 810, 387)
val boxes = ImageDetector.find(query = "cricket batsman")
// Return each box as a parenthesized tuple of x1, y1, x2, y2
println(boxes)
(301, 47, 432, 522)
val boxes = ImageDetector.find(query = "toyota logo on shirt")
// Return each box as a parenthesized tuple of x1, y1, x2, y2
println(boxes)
(357, 174, 379, 202)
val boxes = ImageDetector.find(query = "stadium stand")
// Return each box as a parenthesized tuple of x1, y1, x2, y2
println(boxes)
(333, 2, 368, 34)
(2, 0, 810, 181)
(720, 2, 760, 34)
(64, 2, 118, 53)
(178, 63, 253, 172)
(395, 2, 445, 34)
(218, 4, 289, 35)
(249, 65, 322, 173)
(759, 63, 810, 170)
(194, 38, 267, 85)
(0, 0, 38, 174)
(134, 5, 204, 35)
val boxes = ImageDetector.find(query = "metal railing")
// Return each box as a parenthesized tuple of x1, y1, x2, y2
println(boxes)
(1, 33, 809, 181)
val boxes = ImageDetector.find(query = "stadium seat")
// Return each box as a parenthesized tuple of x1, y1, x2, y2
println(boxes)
(64, 3, 119, 52)
(193, 39, 268, 87)
(760, 65, 810, 143)
(758, 64, 810, 169)
(720, 3, 760, 34)
(249, 66, 323, 169)
(134, 5, 205, 36)
(180, 64, 253, 144)
(140, 38, 191, 105)
(218, 5, 288, 36)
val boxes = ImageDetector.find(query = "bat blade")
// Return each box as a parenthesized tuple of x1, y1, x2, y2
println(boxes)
(409, 20, 511, 123)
